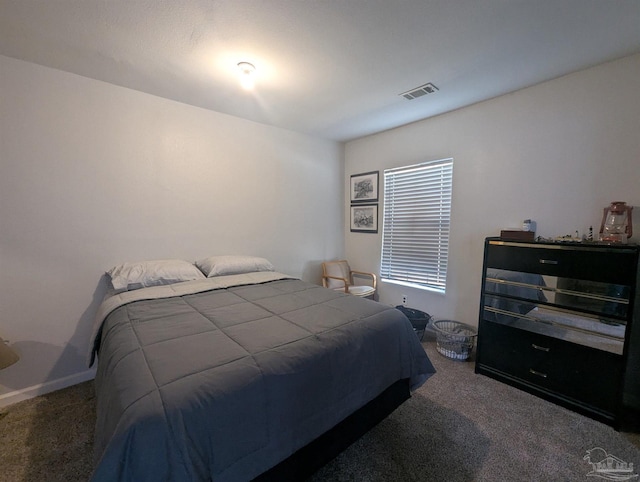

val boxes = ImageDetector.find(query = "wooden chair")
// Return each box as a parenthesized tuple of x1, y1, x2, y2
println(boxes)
(321, 260, 377, 298)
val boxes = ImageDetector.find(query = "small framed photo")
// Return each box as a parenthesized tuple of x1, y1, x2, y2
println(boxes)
(350, 171, 379, 203)
(350, 204, 378, 233)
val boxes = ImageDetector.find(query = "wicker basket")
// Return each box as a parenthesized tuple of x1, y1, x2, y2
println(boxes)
(432, 320, 477, 360)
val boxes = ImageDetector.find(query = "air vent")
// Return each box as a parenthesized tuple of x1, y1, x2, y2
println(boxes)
(400, 82, 439, 100)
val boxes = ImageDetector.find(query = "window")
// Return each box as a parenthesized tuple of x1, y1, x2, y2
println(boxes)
(380, 158, 453, 293)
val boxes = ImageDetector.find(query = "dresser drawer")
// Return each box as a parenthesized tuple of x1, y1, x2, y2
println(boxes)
(477, 320, 622, 413)
(485, 242, 637, 285)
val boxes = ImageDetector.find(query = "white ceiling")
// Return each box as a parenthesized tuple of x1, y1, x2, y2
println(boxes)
(1, 1, 640, 142)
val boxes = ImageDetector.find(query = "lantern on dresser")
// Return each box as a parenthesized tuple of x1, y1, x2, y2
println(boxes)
(599, 201, 633, 243)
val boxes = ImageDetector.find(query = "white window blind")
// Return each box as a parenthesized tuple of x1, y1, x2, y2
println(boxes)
(380, 158, 453, 293)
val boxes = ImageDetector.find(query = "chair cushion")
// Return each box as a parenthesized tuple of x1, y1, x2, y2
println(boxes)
(347, 285, 376, 297)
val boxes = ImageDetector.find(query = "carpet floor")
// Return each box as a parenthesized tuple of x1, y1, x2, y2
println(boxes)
(1, 341, 638, 481)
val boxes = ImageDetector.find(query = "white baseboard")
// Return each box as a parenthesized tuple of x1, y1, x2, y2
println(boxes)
(0, 369, 96, 408)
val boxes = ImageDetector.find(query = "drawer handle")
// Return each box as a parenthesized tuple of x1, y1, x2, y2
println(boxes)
(539, 259, 559, 265)
(529, 368, 548, 378)
(531, 343, 550, 352)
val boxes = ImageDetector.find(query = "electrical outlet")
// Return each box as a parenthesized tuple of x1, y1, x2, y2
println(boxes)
(402, 294, 408, 306)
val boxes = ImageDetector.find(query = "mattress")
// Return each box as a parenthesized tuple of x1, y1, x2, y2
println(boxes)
(89, 272, 435, 481)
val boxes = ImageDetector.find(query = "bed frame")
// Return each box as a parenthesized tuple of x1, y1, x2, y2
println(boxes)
(255, 378, 411, 481)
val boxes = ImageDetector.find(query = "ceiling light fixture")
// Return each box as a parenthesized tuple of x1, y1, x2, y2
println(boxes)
(237, 62, 256, 90)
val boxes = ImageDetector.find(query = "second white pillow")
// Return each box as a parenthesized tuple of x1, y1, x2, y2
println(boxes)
(196, 255, 274, 278)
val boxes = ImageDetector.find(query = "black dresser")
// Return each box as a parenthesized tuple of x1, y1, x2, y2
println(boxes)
(475, 237, 640, 429)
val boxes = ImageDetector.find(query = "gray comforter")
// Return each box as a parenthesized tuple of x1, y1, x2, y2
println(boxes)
(90, 273, 435, 481)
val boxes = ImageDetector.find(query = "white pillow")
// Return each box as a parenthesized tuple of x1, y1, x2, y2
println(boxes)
(107, 259, 205, 291)
(196, 255, 274, 278)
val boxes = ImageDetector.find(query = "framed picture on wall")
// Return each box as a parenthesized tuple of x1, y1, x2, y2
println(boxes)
(350, 204, 378, 233)
(350, 171, 379, 203)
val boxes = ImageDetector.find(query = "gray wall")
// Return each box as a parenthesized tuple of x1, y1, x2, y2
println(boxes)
(345, 53, 640, 326)
(0, 55, 344, 405)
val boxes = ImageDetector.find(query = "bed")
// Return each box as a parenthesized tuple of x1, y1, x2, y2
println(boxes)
(89, 257, 435, 481)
